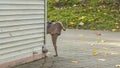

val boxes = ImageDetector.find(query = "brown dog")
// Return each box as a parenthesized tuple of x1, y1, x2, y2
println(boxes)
(47, 21, 66, 57)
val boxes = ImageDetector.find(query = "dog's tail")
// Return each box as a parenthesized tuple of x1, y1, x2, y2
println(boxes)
(57, 21, 66, 31)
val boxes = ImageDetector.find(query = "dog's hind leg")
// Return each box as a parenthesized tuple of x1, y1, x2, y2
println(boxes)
(51, 34, 59, 57)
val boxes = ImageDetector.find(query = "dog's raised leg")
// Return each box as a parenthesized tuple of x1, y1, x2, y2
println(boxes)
(51, 34, 59, 57)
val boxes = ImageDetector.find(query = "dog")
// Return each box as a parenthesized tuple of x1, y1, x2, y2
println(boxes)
(47, 21, 66, 57)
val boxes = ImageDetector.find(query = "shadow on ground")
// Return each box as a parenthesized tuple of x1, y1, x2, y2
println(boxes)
(12, 56, 83, 68)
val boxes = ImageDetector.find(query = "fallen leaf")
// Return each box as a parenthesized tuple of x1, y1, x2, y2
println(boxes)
(101, 40, 106, 43)
(95, 40, 100, 43)
(72, 61, 79, 64)
(95, 40, 106, 43)
(93, 50, 99, 56)
(110, 52, 119, 55)
(103, 47, 108, 50)
(90, 43, 96, 46)
(96, 33, 102, 36)
(90, 42, 97, 46)
(98, 59, 106, 61)
(115, 64, 120, 68)
(80, 38, 85, 41)
(112, 29, 117, 32)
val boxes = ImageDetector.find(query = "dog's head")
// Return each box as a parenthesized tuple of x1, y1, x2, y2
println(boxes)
(47, 20, 54, 29)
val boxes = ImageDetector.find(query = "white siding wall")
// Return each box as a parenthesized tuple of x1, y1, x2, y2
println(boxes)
(0, 0, 45, 64)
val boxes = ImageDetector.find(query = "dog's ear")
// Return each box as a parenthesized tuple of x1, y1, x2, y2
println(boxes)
(47, 21, 52, 24)
(58, 22, 66, 31)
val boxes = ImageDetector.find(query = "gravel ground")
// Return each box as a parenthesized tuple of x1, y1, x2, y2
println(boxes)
(13, 29, 120, 68)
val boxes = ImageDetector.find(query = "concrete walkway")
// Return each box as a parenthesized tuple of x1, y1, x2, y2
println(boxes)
(13, 30, 120, 68)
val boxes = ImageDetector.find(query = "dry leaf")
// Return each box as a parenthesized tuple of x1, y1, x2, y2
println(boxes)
(72, 61, 79, 64)
(80, 38, 85, 41)
(112, 29, 117, 32)
(103, 47, 108, 50)
(90, 43, 95, 46)
(93, 50, 99, 56)
(90, 43, 96, 46)
(96, 33, 102, 36)
(95, 40, 106, 43)
(101, 40, 106, 43)
(115, 64, 120, 68)
(110, 52, 119, 55)
(98, 59, 106, 61)
(95, 40, 100, 43)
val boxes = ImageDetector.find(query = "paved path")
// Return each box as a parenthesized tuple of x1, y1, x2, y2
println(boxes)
(13, 30, 120, 68)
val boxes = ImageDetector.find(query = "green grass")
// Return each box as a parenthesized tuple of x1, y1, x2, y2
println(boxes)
(47, 0, 120, 31)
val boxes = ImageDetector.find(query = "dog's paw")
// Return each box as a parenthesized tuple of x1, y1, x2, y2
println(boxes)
(63, 28, 66, 31)
(53, 55, 58, 57)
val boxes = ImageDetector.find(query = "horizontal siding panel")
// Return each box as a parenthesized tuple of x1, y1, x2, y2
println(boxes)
(0, 19, 44, 27)
(0, 0, 44, 5)
(0, 33, 10, 39)
(0, 13, 44, 16)
(0, 37, 44, 50)
(0, 33, 44, 44)
(11, 28, 44, 37)
(0, 14, 44, 22)
(0, 46, 42, 63)
(0, 24, 44, 32)
(0, 10, 44, 15)
(0, 4, 44, 10)
(0, 28, 44, 39)
(0, 41, 43, 55)
(0, 18, 43, 22)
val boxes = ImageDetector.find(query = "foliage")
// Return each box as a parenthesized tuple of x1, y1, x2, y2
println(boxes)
(47, 0, 120, 31)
